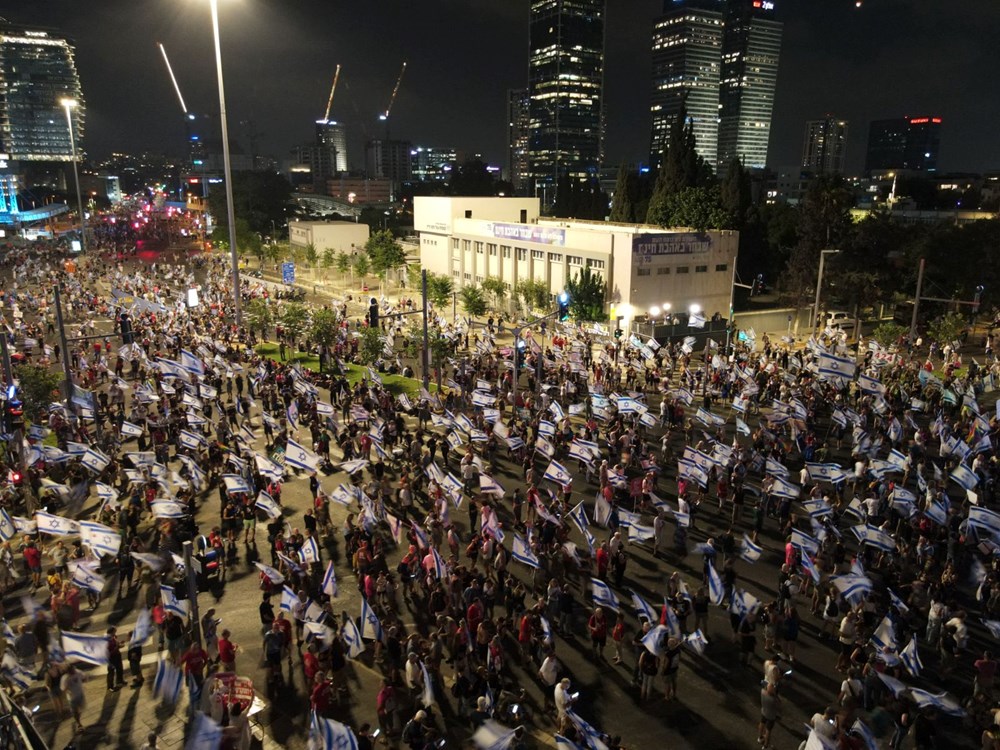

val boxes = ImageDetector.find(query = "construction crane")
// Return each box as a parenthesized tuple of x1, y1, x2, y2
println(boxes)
(157, 43, 205, 198)
(322, 64, 341, 122)
(158, 42, 188, 114)
(379, 61, 407, 123)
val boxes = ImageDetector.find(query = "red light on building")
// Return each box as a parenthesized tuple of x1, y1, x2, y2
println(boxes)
(910, 118, 929, 124)
(753, 1, 762, 6)
(931, 117, 941, 123)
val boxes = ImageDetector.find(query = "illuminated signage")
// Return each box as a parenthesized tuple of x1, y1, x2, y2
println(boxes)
(486, 223, 566, 247)
(752, 0, 775, 9)
(633, 233, 711, 257)
(909, 117, 941, 125)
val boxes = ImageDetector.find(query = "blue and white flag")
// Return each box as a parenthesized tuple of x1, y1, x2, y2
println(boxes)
(255, 491, 282, 519)
(471, 720, 517, 750)
(567, 710, 610, 750)
(969, 506, 1000, 535)
(322, 560, 338, 598)
(790, 528, 820, 556)
(806, 463, 848, 484)
(590, 577, 620, 612)
(254, 453, 284, 482)
(851, 524, 896, 552)
(311, 712, 360, 750)
(641, 624, 669, 656)
(0, 508, 16, 541)
(120, 420, 144, 437)
(279, 585, 298, 613)
(130, 608, 154, 647)
(735, 417, 751, 436)
(695, 407, 725, 427)
(543, 460, 572, 485)
(178, 429, 206, 450)
(688, 310, 706, 328)
(740, 534, 763, 563)
(765, 457, 789, 478)
(160, 585, 190, 618)
(180, 349, 205, 376)
(982, 619, 1000, 640)
(221, 474, 252, 495)
(630, 589, 658, 623)
(340, 459, 369, 475)
(818, 352, 856, 379)
(480, 473, 505, 495)
(870, 615, 896, 650)
(950, 463, 978, 491)
(254, 562, 284, 585)
(300, 536, 321, 565)
(285, 438, 321, 472)
(153, 658, 184, 705)
(730, 589, 762, 619)
(907, 689, 965, 717)
(568, 502, 589, 536)
(707, 563, 725, 605)
(857, 373, 885, 396)
(80, 447, 111, 473)
(61, 632, 109, 666)
(358, 597, 384, 644)
(684, 629, 709, 655)
(420, 660, 435, 707)
(287, 400, 299, 427)
(901, 634, 922, 677)
(800, 554, 820, 583)
(79, 520, 121, 557)
(35, 510, 77, 536)
(512, 534, 540, 569)
(341, 616, 365, 659)
(770, 477, 800, 500)
(410, 522, 430, 550)
(185, 712, 223, 750)
(851, 720, 879, 750)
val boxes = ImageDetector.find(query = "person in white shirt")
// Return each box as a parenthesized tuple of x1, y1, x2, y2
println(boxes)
(554, 677, 574, 728)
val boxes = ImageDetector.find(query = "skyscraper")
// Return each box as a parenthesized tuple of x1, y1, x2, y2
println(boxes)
(0, 23, 85, 162)
(315, 120, 348, 175)
(507, 88, 531, 194)
(410, 146, 457, 182)
(717, 0, 782, 171)
(527, 0, 606, 200)
(649, 0, 724, 171)
(802, 117, 848, 174)
(865, 117, 942, 175)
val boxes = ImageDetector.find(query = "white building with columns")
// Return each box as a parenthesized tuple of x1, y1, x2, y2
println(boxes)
(414, 196, 739, 325)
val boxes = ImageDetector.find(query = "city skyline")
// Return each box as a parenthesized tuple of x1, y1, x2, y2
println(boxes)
(2, 0, 998, 175)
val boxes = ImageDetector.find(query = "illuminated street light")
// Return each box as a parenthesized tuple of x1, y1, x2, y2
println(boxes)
(60, 98, 86, 254)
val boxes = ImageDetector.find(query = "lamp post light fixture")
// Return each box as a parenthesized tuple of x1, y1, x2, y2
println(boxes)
(208, 0, 243, 325)
(59, 98, 86, 254)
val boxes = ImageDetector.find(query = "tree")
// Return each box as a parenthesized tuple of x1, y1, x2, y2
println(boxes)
(353, 253, 370, 284)
(244, 298, 273, 338)
(426, 273, 454, 308)
(656, 186, 730, 232)
(564, 267, 606, 322)
(646, 100, 703, 224)
(514, 279, 551, 313)
(359, 326, 385, 365)
(303, 242, 318, 270)
(928, 312, 967, 348)
(14, 364, 60, 423)
(480, 276, 507, 310)
(365, 229, 407, 283)
(720, 157, 752, 229)
(321, 248, 336, 280)
(608, 163, 635, 223)
(459, 285, 488, 317)
(278, 302, 309, 333)
(336, 251, 352, 281)
(871, 322, 907, 348)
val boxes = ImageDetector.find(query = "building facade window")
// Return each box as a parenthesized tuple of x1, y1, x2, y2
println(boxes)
(695, 265, 708, 272)
(502, 246, 512, 258)
(531, 250, 545, 260)
(586, 259, 606, 269)
(657, 267, 670, 275)
(568, 255, 583, 265)
(715, 263, 728, 272)
(516, 248, 527, 261)
(475, 242, 484, 254)
(488, 244, 498, 256)
(677, 266, 689, 274)
(637, 268, 651, 276)
(548, 252, 563, 262)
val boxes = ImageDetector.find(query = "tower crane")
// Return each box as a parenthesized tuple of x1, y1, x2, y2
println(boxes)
(322, 64, 341, 122)
(379, 61, 407, 140)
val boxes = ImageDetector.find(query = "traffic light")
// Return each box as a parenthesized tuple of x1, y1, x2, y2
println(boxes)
(557, 291, 570, 322)
(614, 328, 623, 340)
(974, 285, 985, 314)
(119, 313, 134, 344)
(6, 394, 23, 432)
(368, 297, 379, 329)
(515, 338, 526, 369)
(751, 274, 764, 296)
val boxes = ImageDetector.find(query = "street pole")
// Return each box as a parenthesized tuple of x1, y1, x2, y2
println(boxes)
(209, 0, 242, 326)
(61, 101, 86, 255)
(183, 540, 202, 646)
(421, 270, 430, 390)
(725, 262, 737, 353)
(909, 257, 926, 346)
(512, 327, 521, 420)
(54, 286, 75, 406)
(812, 249, 839, 332)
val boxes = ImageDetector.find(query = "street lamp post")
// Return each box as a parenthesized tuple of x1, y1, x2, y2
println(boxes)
(208, 0, 243, 325)
(60, 99, 86, 254)
(812, 249, 841, 331)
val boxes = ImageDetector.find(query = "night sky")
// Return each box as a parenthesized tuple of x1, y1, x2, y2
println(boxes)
(2, 0, 998, 175)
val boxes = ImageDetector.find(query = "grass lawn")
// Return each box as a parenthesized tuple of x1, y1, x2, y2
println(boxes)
(254, 344, 431, 398)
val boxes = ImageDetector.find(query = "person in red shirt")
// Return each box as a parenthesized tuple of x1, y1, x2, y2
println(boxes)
(466, 599, 483, 638)
(181, 641, 209, 687)
(376, 678, 398, 737)
(595, 543, 610, 581)
(22, 542, 42, 590)
(588, 606, 608, 660)
(274, 612, 293, 663)
(218, 630, 237, 672)
(302, 644, 320, 687)
(310, 672, 334, 717)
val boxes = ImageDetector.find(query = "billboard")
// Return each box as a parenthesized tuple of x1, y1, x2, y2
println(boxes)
(486, 223, 566, 247)
(632, 233, 711, 258)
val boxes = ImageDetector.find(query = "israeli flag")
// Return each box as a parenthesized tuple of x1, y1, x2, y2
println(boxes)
(80, 447, 111, 474)
(543, 460, 572, 485)
(179, 349, 205, 376)
(153, 658, 184, 705)
(35, 510, 78, 536)
(471, 391, 495, 408)
(0, 508, 15, 541)
(160, 585, 190, 618)
(79, 520, 121, 557)
(790, 528, 820, 556)
(568, 502, 589, 536)
(590, 577, 620, 612)
(535, 435, 556, 459)
(730, 589, 762, 619)
(870, 615, 896, 650)
(512, 534, 540, 569)
(629, 589, 658, 623)
(287, 400, 299, 427)
(360, 597, 383, 641)
(254, 562, 285, 585)
(254, 453, 284, 482)
(641, 624, 669, 656)
(735, 417, 751, 436)
(322, 560, 338, 597)
(471, 720, 517, 750)
(901, 634, 922, 677)
(120, 420, 144, 437)
(770, 477, 800, 500)
(186, 712, 223, 750)
(538, 419, 556, 437)
(983, 619, 1000, 640)
(764, 457, 788, 478)
(684, 629, 709, 655)
(341, 615, 365, 658)
(806, 463, 846, 484)
(480, 473, 505, 496)
(695, 407, 725, 427)
(222, 474, 252, 495)
(857, 373, 885, 395)
(818, 352, 857, 379)
(285, 438, 321, 472)
(740, 534, 763, 563)
(851, 524, 896, 552)
(411, 522, 430, 549)
(969, 506, 1000, 535)
(300, 536, 321, 565)
(311, 712, 360, 750)
(178, 430, 205, 450)
(907, 689, 965, 717)
(132, 552, 166, 572)
(708, 563, 726, 605)
(340, 459, 369, 475)
(61, 632, 109, 666)
(950, 463, 978, 491)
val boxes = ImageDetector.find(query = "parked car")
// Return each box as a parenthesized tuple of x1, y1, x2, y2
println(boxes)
(825, 310, 858, 330)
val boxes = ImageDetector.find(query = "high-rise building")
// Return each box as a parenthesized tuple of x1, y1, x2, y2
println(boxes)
(717, 0, 782, 171)
(0, 23, 85, 162)
(365, 139, 412, 199)
(507, 88, 531, 194)
(527, 0, 606, 200)
(802, 117, 848, 174)
(410, 146, 457, 182)
(315, 120, 348, 175)
(865, 117, 942, 176)
(649, 0, 724, 171)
